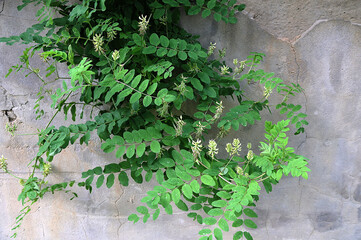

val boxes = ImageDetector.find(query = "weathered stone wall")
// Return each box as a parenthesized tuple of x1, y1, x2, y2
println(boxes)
(1, 0, 361, 239)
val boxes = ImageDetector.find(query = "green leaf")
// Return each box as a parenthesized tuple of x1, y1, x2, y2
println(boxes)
(143, 46, 157, 54)
(106, 174, 115, 188)
(191, 78, 203, 91)
(118, 171, 129, 186)
(96, 175, 105, 188)
(128, 213, 140, 223)
(138, 80, 149, 92)
(196, 0, 205, 6)
(178, 51, 187, 60)
(160, 35, 169, 47)
(165, 204, 173, 214)
(190, 180, 200, 193)
(201, 175, 216, 186)
(207, 0, 216, 9)
(126, 144, 136, 158)
(232, 219, 243, 227)
(133, 33, 142, 46)
(145, 171, 153, 182)
(182, 184, 193, 199)
(208, 208, 223, 216)
(156, 169, 164, 184)
(137, 206, 148, 215)
(211, 200, 227, 208)
(203, 217, 217, 225)
(172, 188, 181, 204)
(136, 143, 146, 157)
(199, 229, 212, 235)
(218, 218, 229, 232)
(214, 12, 222, 22)
(129, 92, 141, 104)
(175, 200, 189, 211)
(244, 231, 253, 240)
(150, 141, 161, 153)
(160, 158, 175, 167)
(153, 208, 160, 220)
(243, 208, 258, 218)
(149, 33, 160, 46)
(244, 219, 257, 229)
(143, 95, 152, 107)
(188, 5, 201, 15)
(116, 146, 126, 158)
(157, 48, 168, 57)
(198, 72, 210, 84)
(233, 231, 243, 240)
(214, 228, 223, 240)
(202, 9, 211, 18)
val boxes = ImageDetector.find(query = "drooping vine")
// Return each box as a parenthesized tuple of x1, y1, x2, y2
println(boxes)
(0, 0, 309, 239)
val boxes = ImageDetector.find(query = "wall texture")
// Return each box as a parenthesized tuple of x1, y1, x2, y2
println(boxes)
(1, 0, 361, 239)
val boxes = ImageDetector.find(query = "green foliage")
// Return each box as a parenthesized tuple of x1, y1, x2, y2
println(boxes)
(0, 0, 309, 239)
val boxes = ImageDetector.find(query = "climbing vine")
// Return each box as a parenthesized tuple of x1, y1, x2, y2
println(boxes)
(0, 0, 309, 239)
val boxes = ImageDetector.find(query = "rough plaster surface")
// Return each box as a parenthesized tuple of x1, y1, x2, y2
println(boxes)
(1, 0, 361, 239)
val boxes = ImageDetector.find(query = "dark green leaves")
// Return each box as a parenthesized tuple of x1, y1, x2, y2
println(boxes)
(244, 219, 257, 229)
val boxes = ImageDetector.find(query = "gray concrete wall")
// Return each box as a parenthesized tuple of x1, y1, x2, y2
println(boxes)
(1, 0, 361, 239)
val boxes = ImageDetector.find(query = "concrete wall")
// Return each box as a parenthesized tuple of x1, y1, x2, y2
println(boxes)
(1, 0, 361, 239)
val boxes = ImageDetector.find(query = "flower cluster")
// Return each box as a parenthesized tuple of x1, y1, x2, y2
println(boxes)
(191, 139, 202, 162)
(0, 155, 8, 171)
(220, 65, 230, 75)
(263, 86, 272, 99)
(207, 140, 218, 159)
(195, 122, 206, 138)
(93, 34, 104, 53)
(43, 163, 52, 177)
(213, 101, 224, 121)
(208, 42, 216, 55)
(138, 15, 150, 36)
(107, 29, 117, 41)
(112, 50, 120, 61)
(226, 138, 242, 156)
(174, 116, 186, 137)
(174, 75, 187, 96)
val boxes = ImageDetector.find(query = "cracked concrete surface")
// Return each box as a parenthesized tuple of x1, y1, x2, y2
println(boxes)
(1, 1, 361, 240)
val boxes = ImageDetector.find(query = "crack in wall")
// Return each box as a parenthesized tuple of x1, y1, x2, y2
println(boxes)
(0, 0, 4, 14)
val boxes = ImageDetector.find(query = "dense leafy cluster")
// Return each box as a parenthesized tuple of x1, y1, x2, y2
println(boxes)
(0, 0, 310, 239)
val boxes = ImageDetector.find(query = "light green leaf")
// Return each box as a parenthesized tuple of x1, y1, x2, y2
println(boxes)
(153, 208, 160, 220)
(182, 184, 193, 199)
(150, 140, 161, 153)
(203, 217, 217, 225)
(211, 200, 227, 208)
(201, 175, 216, 186)
(190, 180, 200, 193)
(137, 206, 148, 214)
(143, 95, 152, 107)
(218, 218, 229, 232)
(126, 144, 136, 158)
(172, 188, 181, 204)
(136, 143, 146, 157)
(214, 228, 223, 240)
(208, 208, 223, 216)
